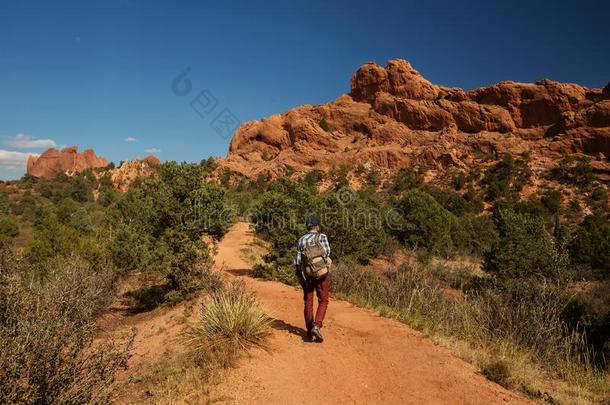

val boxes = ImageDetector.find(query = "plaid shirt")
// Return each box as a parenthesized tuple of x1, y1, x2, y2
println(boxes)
(295, 231, 331, 267)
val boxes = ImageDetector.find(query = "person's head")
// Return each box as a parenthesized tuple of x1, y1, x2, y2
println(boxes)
(305, 216, 320, 232)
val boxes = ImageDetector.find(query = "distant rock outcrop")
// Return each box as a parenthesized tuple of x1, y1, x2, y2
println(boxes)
(111, 156, 160, 191)
(27, 146, 108, 178)
(217, 59, 610, 185)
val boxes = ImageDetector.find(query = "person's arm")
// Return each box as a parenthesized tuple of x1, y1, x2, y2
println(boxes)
(320, 234, 331, 258)
(295, 237, 302, 276)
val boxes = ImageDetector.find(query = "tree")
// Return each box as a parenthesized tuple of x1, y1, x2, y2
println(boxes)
(23, 215, 82, 268)
(481, 153, 532, 201)
(315, 191, 386, 263)
(183, 183, 237, 239)
(98, 187, 119, 207)
(159, 161, 207, 202)
(570, 214, 610, 274)
(57, 198, 78, 224)
(71, 208, 93, 233)
(486, 209, 565, 279)
(393, 189, 464, 256)
(540, 189, 562, 215)
(70, 175, 94, 202)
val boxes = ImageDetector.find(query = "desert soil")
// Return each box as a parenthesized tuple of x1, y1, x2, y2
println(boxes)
(209, 222, 531, 404)
(105, 222, 532, 404)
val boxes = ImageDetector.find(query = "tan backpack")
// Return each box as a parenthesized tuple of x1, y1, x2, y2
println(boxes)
(302, 234, 330, 279)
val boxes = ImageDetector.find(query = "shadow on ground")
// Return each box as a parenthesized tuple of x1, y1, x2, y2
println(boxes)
(118, 284, 173, 314)
(270, 318, 313, 342)
(227, 268, 251, 276)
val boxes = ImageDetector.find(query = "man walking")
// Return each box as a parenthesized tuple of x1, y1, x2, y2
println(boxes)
(295, 216, 331, 342)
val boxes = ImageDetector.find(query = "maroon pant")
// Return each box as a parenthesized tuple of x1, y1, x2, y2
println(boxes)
(299, 274, 330, 330)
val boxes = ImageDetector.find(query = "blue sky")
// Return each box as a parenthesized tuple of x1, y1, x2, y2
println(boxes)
(0, 0, 608, 179)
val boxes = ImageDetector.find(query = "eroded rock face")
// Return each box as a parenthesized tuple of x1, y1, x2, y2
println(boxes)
(27, 146, 108, 178)
(111, 156, 160, 191)
(218, 59, 610, 185)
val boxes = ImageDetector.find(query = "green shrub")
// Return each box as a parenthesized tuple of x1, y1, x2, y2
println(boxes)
(332, 165, 350, 189)
(71, 174, 95, 202)
(56, 197, 78, 224)
(283, 164, 295, 177)
(250, 190, 308, 271)
(107, 165, 234, 297)
(0, 192, 10, 215)
(540, 189, 562, 215)
(161, 228, 214, 294)
(550, 155, 594, 186)
(261, 150, 273, 161)
(425, 186, 476, 216)
(486, 209, 565, 279)
(366, 166, 381, 186)
(23, 215, 82, 267)
(570, 214, 610, 274)
(319, 117, 331, 132)
(453, 172, 467, 190)
(109, 223, 169, 274)
(458, 214, 499, 256)
(252, 260, 298, 285)
(462, 185, 485, 213)
(250, 179, 388, 272)
(98, 187, 119, 207)
(71, 207, 93, 233)
(481, 153, 532, 201)
(183, 183, 237, 239)
(158, 161, 207, 202)
(0, 216, 19, 239)
(315, 191, 386, 263)
(588, 186, 609, 215)
(303, 170, 324, 187)
(393, 189, 464, 256)
(391, 168, 424, 193)
(13, 191, 37, 219)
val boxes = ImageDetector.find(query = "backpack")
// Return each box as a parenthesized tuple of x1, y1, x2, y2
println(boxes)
(302, 233, 330, 279)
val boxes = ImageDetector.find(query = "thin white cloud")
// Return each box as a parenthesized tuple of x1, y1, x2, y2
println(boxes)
(124, 137, 137, 142)
(0, 150, 38, 168)
(144, 147, 161, 153)
(4, 133, 56, 149)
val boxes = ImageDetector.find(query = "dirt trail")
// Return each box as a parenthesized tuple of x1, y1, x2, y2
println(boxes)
(211, 222, 531, 405)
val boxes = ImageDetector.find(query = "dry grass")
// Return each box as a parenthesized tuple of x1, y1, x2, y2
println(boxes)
(331, 260, 610, 404)
(126, 282, 271, 404)
(0, 256, 133, 404)
(188, 281, 271, 354)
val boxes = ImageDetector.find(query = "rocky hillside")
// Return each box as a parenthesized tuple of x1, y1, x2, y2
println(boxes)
(217, 59, 610, 187)
(27, 146, 160, 191)
(27, 146, 108, 178)
(111, 155, 160, 191)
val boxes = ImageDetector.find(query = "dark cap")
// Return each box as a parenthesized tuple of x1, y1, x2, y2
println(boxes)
(305, 216, 320, 228)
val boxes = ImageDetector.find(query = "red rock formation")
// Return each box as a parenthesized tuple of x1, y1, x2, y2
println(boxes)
(27, 146, 108, 178)
(111, 156, 159, 191)
(218, 59, 610, 186)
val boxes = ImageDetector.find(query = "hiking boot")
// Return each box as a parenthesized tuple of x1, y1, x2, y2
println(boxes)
(306, 329, 314, 341)
(311, 325, 324, 342)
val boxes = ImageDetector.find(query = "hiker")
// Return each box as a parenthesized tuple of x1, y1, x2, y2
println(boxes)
(295, 216, 332, 342)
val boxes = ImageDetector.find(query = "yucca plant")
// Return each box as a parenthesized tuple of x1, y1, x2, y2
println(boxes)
(189, 282, 270, 355)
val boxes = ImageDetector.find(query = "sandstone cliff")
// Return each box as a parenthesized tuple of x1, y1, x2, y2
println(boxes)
(217, 59, 610, 185)
(27, 146, 108, 178)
